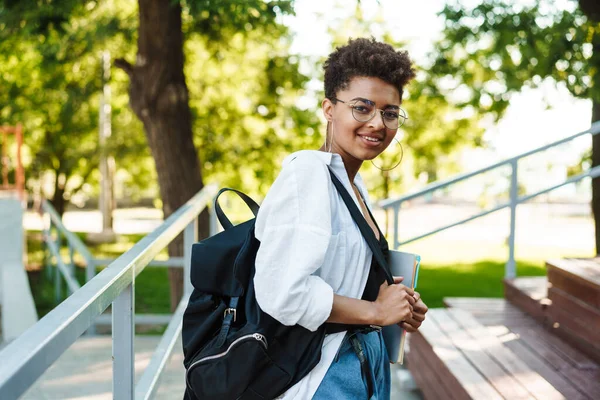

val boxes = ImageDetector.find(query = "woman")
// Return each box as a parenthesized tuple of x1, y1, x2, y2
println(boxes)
(254, 38, 428, 399)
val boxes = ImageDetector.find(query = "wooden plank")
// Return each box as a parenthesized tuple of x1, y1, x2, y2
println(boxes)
(547, 258, 600, 289)
(446, 308, 565, 400)
(548, 302, 600, 349)
(502, 338, 590, 400)
(555, 363, 600, 399)
(410, 328, 472, 400)
(419, 311, 503, 400)
(546, 261, 600, 308)
(504, 278, 548, 322)
(444, 298, 509, 311)
(505, 324, 596, 370)
(408, 337, 464, 400)
(445, 296, 600, 398)
(431, 309, 534, 399)
(548, 287, 600, 337)
(506, 277, 549, 300)
(547, 320, 600, 366)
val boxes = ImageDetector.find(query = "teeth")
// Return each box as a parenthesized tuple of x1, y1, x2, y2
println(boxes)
(363, 136, 380, 142)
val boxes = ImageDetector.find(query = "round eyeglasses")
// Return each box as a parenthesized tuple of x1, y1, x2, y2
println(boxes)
(332, 97, 407, 129)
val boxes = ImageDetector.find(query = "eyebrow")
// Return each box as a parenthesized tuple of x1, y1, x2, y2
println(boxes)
(350, 97, 400, 109)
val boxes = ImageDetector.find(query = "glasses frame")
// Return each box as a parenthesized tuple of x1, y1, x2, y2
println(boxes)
(332, 97, 408, 129)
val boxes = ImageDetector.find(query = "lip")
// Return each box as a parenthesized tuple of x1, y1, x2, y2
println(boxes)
(357, 133, 385, 147)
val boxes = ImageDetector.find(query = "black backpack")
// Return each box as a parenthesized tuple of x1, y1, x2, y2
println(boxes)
(182, 170, 394, 400)
(182, 188, 327, 400)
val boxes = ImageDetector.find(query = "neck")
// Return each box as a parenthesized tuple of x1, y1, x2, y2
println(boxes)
(318, 144, 363, 183)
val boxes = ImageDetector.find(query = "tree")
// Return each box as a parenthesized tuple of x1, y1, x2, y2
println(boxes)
(112, 1, 303, 308)
(1, 0, 311, 310)
(429, 0, 600, 253)
(0, 0, 141, 215)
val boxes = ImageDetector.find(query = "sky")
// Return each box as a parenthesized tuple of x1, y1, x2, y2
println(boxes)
(284, 0, 592, 199)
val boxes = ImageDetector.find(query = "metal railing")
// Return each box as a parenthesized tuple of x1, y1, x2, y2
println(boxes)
(0, 184, 218, 399)
(380, 121, 600, 279)
(41, 196, 225, 331)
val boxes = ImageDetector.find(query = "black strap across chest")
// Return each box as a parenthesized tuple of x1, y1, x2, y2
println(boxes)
(324, 168, 394, 334)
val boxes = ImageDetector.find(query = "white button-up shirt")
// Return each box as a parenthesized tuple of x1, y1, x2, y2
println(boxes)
(254, 150, 374, 399)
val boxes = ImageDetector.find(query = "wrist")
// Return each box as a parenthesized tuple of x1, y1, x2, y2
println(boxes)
(368, 301, 382, 326)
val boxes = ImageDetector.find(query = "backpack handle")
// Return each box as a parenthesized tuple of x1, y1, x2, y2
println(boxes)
(214, 188, 260, 230)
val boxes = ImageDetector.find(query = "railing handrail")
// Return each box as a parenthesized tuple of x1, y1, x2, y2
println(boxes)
(42, 200, 95, 263)
(380, 120, 600, 209)
(0, 184, 217, 399)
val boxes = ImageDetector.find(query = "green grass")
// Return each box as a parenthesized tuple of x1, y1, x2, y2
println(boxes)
(26, 232, 171, 321)
(415, 260, 546, 308)
(25, 230, 574, 320)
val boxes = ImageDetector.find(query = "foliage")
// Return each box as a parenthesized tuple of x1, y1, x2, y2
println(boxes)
(321, 3, 485, 199)
(431, 0, 599, 117)
(0, 0, 318, 207)
(0, 0, 148, 211)
(184, 14, 321, 197)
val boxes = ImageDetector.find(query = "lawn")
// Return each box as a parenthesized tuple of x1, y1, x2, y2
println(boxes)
(27, 230, 554, 319)
(26, 232, 171, 320)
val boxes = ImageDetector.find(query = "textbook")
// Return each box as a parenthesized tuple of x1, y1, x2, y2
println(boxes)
(382, 250, 421, 364)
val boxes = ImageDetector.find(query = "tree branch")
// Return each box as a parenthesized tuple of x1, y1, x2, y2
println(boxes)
(114, 57, 134, 78)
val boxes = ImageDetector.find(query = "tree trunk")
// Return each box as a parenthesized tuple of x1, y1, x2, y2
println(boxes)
(592, 101, 600, 255)
(116, 0, 209, 310)
(51, 171, 67, 216)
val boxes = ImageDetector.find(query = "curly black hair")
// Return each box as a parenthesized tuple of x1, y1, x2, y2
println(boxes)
(323, 38, 415, 101)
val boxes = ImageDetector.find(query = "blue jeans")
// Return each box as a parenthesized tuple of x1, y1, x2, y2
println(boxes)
(313, 330, 391, 399)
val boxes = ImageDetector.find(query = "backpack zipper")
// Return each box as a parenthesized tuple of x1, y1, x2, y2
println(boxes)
(185, 333, 268, 389)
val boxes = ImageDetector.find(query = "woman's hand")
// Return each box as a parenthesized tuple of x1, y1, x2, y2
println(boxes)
(372, 276, 415, 326)
(400, 291, 428, 333)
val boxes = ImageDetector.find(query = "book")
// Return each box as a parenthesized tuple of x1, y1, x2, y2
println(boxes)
(382, 250, 421, 364)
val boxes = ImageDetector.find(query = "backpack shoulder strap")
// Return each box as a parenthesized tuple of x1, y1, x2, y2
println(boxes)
(327, 168, 393, 285)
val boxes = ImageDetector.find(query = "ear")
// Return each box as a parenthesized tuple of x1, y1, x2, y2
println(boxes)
(322, 98, 334, 122)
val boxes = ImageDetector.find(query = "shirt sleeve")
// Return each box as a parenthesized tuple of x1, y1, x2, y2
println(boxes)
(254, 153, 335, 332)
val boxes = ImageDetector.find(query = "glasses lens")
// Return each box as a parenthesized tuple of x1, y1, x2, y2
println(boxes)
(351, 100, 375, 122)
(398, 108, 407, 127)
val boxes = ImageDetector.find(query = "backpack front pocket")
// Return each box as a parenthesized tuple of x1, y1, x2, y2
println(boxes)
(186, 333, 270, 400)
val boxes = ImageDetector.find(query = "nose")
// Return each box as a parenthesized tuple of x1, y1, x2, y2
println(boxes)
(367, 110, 386, 130)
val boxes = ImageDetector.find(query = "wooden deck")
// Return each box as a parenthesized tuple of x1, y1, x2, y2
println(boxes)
(440, 297, 600, 399)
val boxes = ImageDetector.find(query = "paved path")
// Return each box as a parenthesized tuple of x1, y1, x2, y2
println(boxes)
(19, 335, 422, 399)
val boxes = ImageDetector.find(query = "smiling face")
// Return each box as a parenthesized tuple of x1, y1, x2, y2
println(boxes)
(322, 76, 401, 172)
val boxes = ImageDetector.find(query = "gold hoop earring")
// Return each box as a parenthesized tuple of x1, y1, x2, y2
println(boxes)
(371, 138, 403, 171)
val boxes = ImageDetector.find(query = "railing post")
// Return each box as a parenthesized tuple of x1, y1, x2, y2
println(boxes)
(68, 243, 75, 291)
(44, 225, 52, 279)
(184, 218, 199, 296)
(506, 160, 518, 279)
(86, 257, 95, 283)
(86, 258, 97, 335)
(54, 235, 62, 304)
(113, 275, 135, 400)
(393, 204, 400, 249)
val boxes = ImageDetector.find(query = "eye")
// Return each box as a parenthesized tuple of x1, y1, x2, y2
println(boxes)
(383, 111, 399, 119)
(353, 105, 370, 113)
(351, 101, 373, 114)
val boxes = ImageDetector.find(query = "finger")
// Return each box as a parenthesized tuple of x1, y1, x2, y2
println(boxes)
(400, 322, 417, 333)
(393, 276, 404, 284)
(413, 291, 421, 302)
(412, 313, 425, 322)
(406, 295, 416, 305)
(413, 300, 428, 314)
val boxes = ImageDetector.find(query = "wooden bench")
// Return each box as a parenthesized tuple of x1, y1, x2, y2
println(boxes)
(406, 307, 565, 399)
(545, 258, 600, 362)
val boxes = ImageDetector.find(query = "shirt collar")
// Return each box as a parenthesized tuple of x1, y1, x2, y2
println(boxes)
(283, 150, 368, 193)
